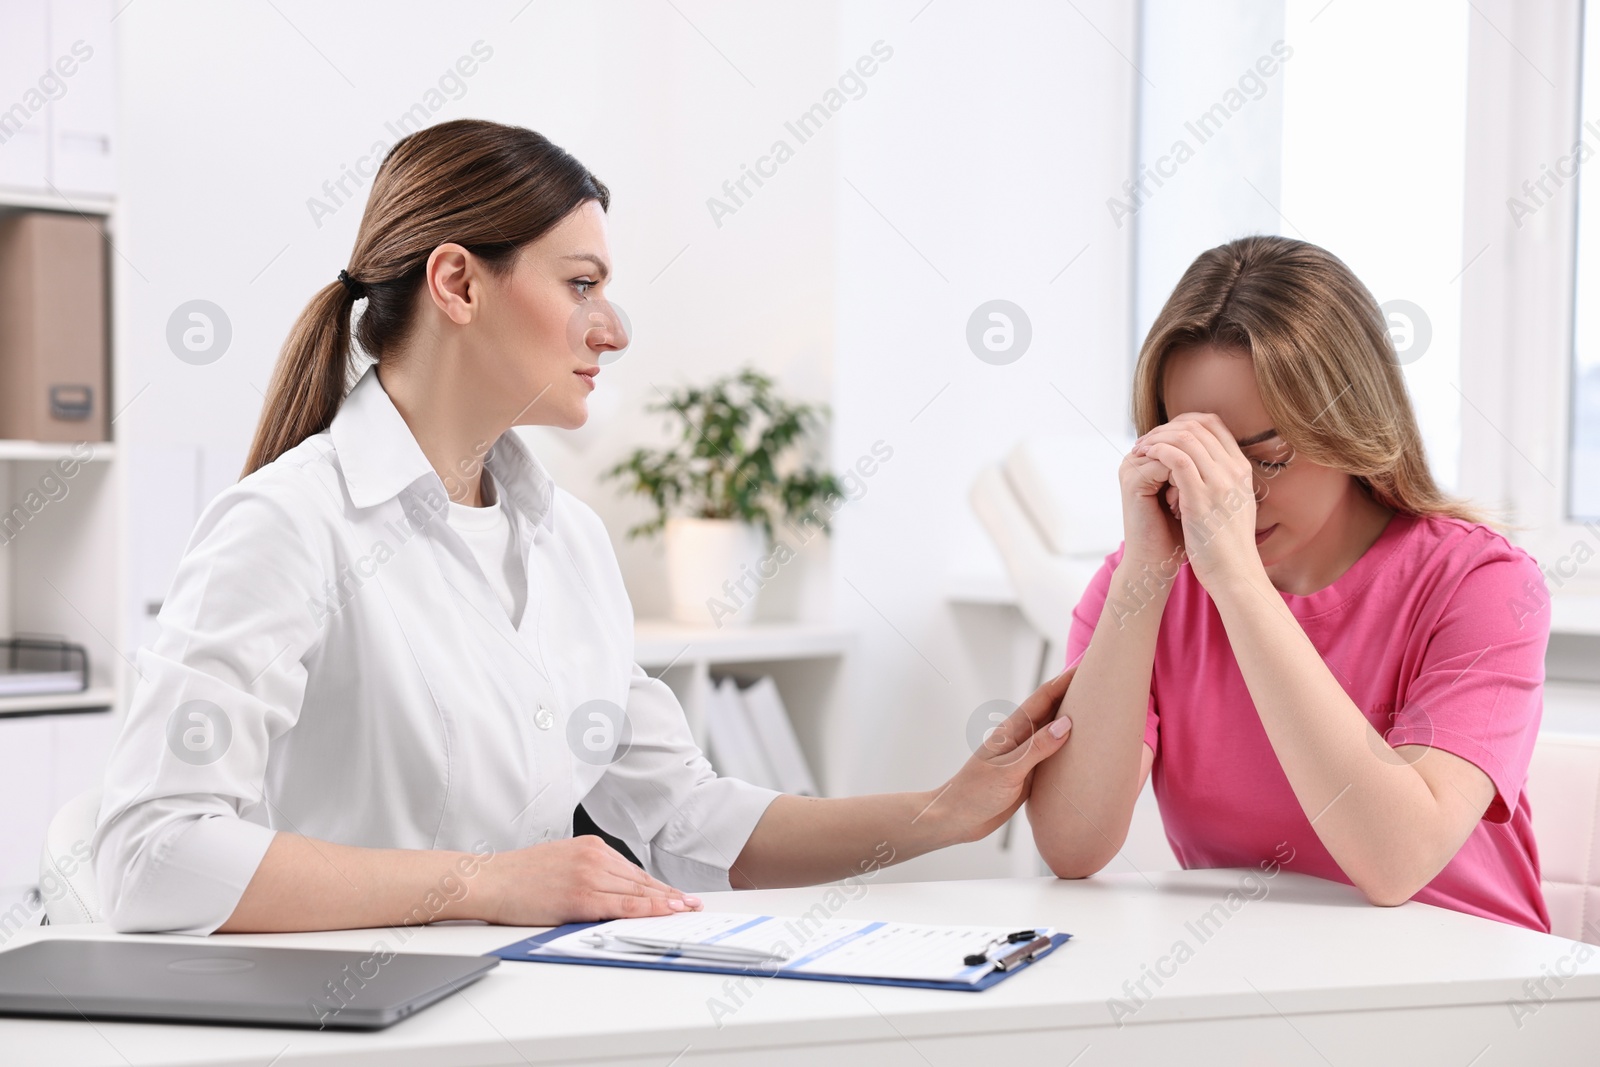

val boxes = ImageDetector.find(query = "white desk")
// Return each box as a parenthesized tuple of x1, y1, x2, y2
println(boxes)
(2, 870, 1597, 1065)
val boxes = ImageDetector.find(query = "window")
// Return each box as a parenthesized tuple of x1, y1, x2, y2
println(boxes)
(1133, 0, 1469, 489)
(1571, 1, 1600, 520)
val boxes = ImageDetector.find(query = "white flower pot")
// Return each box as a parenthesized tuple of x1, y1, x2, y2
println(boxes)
(664, 517, 769, 627)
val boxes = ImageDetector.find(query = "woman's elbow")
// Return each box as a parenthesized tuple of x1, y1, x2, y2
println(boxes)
(1044, 857, 1108, 881)
(1034, 835, 1119, 881)
(1358, 884, 1415, 909)
(1348, 864, 1427, 909)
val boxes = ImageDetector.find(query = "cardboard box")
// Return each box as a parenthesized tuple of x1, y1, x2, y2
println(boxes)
(0, 212, 109, 442)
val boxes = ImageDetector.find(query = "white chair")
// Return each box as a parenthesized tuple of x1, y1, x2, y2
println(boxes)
(968, 431, 1130, 683)
(37, 787, 102, 925)
(1528, 732, 1600, 944)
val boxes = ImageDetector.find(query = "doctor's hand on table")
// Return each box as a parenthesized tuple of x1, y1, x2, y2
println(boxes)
(223, 831, 707, 934)
(479, 835, 707, 925)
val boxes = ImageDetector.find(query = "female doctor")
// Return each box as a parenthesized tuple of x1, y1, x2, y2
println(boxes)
(93, 119, 1077, 935)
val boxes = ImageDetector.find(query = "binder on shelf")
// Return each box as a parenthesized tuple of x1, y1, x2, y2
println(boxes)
(741, 676, 819, 796)
(705, 676, 780, 789)
(0, 211, 109, 442)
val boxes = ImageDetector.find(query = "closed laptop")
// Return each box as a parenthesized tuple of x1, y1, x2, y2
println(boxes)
(0, 939, 498, 1030)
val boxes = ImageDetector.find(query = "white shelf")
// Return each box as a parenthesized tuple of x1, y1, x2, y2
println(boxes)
(0, 189, 114, 215)
(0, 686, 115, 717)
(634, 620, 854, 669)
(0, 440, 115, 462)
(0, 4, 123, 899)
(634, 621, 854, 771)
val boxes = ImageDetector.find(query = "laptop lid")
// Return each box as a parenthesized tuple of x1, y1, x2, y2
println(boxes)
(0, 940, 499, 1030)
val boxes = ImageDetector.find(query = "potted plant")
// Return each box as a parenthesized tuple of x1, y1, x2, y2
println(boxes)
(605, 369, 844, 627)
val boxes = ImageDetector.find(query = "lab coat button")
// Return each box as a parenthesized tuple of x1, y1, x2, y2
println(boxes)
(534, 705, 555, 730)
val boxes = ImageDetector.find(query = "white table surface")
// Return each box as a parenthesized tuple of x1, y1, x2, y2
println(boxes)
(2, 870, 1597, 1066)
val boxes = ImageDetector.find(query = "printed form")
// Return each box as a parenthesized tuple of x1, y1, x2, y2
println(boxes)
(530, 912, 1060, 983)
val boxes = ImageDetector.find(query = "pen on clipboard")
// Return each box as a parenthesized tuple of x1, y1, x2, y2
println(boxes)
(583, 932, 791, 966)
(964, 929, 1053, 971)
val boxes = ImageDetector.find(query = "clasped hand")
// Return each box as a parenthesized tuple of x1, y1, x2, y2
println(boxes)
(1121, 411, 1266, 590)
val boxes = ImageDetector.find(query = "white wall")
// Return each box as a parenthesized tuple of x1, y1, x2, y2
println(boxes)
(1134, 0, 1287, 344)
(113, 0, 843, 631)
(1132, 0, 1468, 494)
(830, 0, 1138, 877)
(1279, 0, 1468, 491)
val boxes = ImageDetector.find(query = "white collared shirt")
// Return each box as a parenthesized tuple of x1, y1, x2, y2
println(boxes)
(94, 367, 779, 935)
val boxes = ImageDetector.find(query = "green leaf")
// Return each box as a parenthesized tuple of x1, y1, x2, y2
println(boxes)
(604, 367, 848, 539)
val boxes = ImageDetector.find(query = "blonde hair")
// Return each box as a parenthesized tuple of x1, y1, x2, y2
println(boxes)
(1133, 235, 1486, 525)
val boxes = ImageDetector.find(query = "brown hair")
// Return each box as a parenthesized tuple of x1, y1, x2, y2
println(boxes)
(1133, 235, 1486, 525)
(243, 119, 609, 475)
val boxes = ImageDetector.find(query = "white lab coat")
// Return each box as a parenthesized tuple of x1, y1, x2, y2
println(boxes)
(94, 367, 779, 934)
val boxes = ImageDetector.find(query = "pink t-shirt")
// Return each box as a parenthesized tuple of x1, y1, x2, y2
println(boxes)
(1066, 511, 1550, 932)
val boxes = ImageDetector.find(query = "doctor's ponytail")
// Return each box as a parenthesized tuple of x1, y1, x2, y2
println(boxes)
(242, 119, 609, 476)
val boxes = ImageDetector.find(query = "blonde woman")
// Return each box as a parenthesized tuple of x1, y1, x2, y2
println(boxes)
(1027, 236, 1549, 931)
(93, 119, 1076, 935)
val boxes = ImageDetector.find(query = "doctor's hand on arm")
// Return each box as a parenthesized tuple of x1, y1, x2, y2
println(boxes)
(219, 832, 703, 933)
(726, 666, 1075, 890)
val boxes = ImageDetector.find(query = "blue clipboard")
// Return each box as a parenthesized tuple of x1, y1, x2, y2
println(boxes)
(489, 921, 1071, 992)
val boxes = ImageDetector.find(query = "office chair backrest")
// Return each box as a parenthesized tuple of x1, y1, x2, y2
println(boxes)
(1528, 732, 1600, 945)
(38, 787, 102, 925)
(969, 433, 1129, 654)
(1001, 432, 1127, 558)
